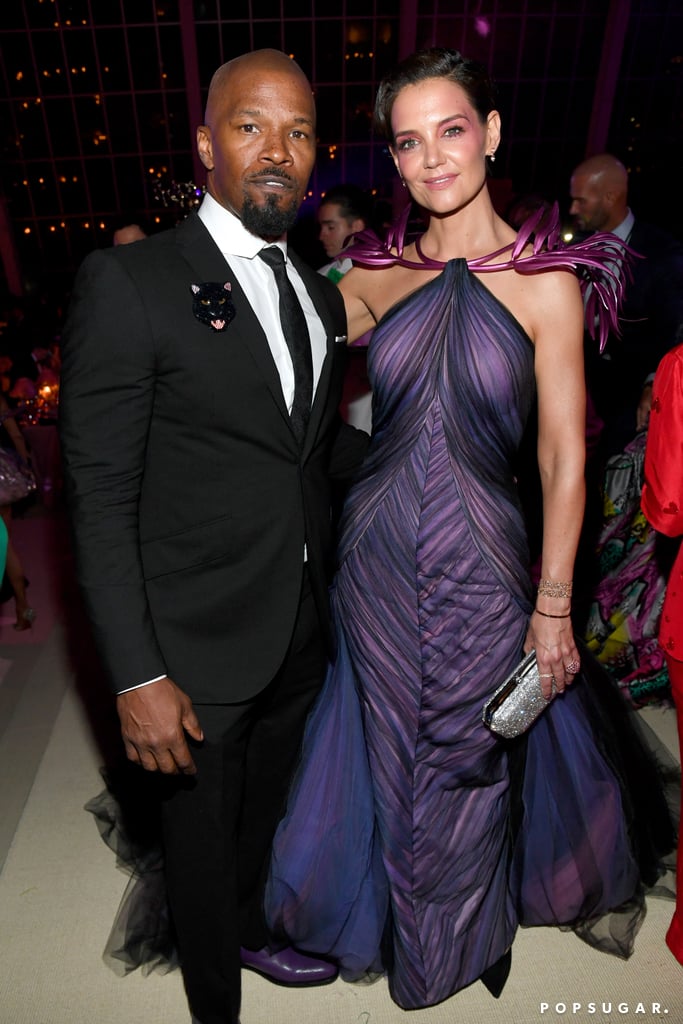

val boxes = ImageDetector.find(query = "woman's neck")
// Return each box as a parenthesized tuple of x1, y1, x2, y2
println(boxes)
(417, 192, 514, 263)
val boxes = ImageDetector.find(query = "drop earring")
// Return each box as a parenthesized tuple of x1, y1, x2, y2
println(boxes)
(489, 152, 496, 163)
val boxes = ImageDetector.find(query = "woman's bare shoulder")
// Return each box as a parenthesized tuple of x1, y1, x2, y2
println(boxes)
(342, 256, 440, 322)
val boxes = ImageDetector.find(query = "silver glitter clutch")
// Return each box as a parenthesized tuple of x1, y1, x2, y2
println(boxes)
(482, 650, 555, 739)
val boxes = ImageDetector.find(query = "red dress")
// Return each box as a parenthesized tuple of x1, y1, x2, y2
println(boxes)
(642, 342, 683, 965)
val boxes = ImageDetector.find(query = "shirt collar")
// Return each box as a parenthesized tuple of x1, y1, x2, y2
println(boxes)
(610, 208, 635, 243)
(198, 192, 289, 260)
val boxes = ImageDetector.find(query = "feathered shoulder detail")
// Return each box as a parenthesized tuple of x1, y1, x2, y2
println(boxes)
(344, 202, 637, 351)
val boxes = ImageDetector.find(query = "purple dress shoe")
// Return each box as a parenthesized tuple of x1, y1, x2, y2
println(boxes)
(240, 945, 338, 985)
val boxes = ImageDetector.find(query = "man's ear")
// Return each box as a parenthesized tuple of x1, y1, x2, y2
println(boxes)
(196, 126, 214, 171)
(350, 217, 366, 234)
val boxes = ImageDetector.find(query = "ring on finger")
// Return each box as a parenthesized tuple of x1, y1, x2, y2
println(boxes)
(564, 659, 580, 674)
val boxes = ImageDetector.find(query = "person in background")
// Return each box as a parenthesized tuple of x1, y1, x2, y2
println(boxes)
(60, 48, 368, 1024)
(0, 392, 34, 630)
(569, 153, 683, 458)
(569, 155, 683, 703)
(317, 184, 373, 280)
(641, 341, 683, 967)
(317, 185, 375, 433)
(112, 222, 147, 246)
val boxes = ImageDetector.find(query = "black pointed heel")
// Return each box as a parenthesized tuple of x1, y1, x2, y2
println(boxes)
(480, 948, 511, 998)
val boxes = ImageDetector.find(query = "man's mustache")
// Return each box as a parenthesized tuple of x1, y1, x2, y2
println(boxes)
(249, 169, 296, 186)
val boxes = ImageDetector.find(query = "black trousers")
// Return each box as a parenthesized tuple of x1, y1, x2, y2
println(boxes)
(160, 570, 327, 1024)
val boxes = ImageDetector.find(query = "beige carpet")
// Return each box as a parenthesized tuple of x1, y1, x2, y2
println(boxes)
(0, 668, 681, 1023)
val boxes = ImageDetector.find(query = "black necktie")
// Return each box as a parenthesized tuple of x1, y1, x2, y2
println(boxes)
(258, 246, 313, 444)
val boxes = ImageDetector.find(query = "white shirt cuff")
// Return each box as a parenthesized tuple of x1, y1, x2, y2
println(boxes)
(117, 674, 167, 695)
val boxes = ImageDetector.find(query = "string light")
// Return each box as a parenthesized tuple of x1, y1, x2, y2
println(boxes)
(153, 179, 205, 212)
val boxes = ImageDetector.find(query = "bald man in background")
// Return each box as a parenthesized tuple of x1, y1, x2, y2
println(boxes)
(569, 153, 683, 457)
(112, 222, 147, 245)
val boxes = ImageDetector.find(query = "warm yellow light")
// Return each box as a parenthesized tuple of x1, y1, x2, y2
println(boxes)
(23, 227, 31, 234)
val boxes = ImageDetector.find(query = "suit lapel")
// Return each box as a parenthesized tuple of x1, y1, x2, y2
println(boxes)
(176, 214, 292, 431)
(176, 215, 341, 452)
(290, 252, 338, 454)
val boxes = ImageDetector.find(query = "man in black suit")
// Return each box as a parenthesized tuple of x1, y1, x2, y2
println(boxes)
(569, 152, 683, 458)
(567, 153, 683, 628)
(60, 49, 367, 1024)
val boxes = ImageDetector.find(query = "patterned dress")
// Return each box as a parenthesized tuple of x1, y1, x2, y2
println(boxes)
(264, 210, 672, 1009)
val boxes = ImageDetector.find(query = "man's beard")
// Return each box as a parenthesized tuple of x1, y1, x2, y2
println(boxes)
(241, 191, 300, 239)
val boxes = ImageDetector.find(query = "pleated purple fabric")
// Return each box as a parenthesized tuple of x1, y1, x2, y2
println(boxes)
(265, 244, 661, 1009)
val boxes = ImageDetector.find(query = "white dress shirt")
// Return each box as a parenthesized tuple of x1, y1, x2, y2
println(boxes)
(198, 192, 327, 409)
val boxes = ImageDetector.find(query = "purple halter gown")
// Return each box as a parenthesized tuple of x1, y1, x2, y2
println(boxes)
(265, 213, 669, 1009)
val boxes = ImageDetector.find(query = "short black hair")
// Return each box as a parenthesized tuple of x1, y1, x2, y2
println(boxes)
(319, 184, 372, 226)
(374, 47, 497, 142)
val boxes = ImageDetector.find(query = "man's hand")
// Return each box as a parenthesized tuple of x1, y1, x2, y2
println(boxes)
(636, 382, 653, 431)
(116, 677, 204, 775)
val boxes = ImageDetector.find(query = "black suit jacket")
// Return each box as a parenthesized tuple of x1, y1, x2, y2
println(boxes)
(60, 213, 367, 701)
(585, 218, 683, 454)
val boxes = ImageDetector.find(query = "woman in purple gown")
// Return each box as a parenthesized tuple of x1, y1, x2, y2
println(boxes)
(79, 48, 676, 1003)
(266, 49, 674, 1010)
